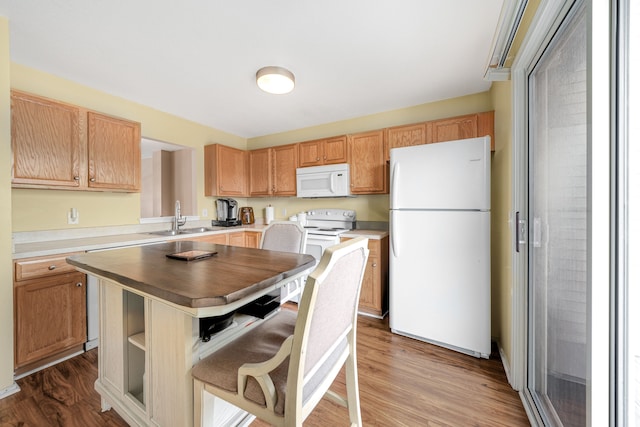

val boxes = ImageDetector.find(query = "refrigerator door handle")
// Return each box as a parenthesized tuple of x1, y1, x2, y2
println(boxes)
(391, 162, 399, 208)
(390, 210, 399, 257)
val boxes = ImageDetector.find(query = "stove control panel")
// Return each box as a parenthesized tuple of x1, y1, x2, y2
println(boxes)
(306, 209, 356, 221)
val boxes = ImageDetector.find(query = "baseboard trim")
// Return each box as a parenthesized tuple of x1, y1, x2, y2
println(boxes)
(497, 342, 515, 390)
(0, 382, 20, 400)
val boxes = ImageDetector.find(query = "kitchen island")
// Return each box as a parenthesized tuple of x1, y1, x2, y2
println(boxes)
(67, 240, 315, 427)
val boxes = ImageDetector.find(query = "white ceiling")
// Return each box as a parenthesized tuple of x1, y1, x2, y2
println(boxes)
(0, 0, 505, 138)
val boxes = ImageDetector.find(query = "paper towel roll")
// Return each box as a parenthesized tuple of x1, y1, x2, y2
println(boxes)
(265, 206, 275, 225)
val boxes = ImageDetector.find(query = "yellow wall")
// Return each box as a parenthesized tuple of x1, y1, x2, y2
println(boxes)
(10, 63, 246, 231)
(0, 16, 15, 393)
(248, 92, 494, 149)
(490, 80, 513, 361)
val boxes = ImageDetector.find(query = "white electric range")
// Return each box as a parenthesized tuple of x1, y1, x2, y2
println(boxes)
(302, 208, 357, 261)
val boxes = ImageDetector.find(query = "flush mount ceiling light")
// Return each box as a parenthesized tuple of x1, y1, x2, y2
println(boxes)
(256, 66, 295, 94)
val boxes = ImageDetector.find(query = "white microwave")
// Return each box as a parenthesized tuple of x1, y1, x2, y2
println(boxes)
(296, 163, 352, 198)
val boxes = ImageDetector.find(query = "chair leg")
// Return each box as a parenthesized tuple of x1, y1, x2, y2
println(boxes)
(345, 351, 363, 427)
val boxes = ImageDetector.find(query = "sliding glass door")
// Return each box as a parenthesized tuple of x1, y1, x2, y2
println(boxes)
(526, 2, 587, 425)
(620, 1, 639, 425)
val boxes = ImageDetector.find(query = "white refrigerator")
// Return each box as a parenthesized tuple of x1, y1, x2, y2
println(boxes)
(389, 136, 491, 358)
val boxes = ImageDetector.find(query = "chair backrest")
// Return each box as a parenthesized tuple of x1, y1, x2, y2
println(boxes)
(286, 236, 369, 415)
(260, 221, 308, 254)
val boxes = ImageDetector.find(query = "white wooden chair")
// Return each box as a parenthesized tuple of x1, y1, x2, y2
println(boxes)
(192, 236, 369, 427)
(260, 221, 309, 303)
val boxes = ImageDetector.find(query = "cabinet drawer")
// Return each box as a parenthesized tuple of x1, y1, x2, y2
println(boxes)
(15, 253, 81, 281)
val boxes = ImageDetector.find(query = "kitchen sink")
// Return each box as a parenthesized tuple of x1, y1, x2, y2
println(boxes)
(147, 230, 181, 236)
(178, 227, 217, 234)
(147, 227, 217, 236)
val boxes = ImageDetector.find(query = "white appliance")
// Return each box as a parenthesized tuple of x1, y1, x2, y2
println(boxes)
(283, 209, 356, 304)
(296, 163, 351, 198)
(389, 136, 491, 358)
(303, 208, 357, 261)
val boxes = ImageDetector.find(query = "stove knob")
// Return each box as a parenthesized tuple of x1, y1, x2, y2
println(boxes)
(326, 211, 332, 216)
(308, 211, 314, 215)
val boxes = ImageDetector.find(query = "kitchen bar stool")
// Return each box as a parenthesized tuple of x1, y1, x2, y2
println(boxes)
(192, 236, 369, 427)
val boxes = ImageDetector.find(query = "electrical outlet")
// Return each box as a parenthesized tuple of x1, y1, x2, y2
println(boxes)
(282, 208, 287, 216)
(202, 209, 208, 217)
(67, 208, 79, 225)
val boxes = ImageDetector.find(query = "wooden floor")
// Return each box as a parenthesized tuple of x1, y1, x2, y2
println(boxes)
(0, 315, 530, 426)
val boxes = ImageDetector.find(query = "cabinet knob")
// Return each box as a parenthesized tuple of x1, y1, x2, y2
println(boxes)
(48, 265, 56, 270)
(372, 263, 377, 267)
(316, 157, 320, 161)
(73, 176, 80, 181)
(76, 282, 83, 287)
(89, 177, 96, 182)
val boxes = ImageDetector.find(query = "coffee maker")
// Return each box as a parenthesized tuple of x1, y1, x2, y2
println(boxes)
(213, 198, 242, 227)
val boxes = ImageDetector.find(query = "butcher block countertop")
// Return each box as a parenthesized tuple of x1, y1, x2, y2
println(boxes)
(67, 240, 315, 314)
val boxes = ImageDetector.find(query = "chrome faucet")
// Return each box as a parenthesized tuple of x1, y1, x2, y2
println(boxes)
(173, 200, 187, 231)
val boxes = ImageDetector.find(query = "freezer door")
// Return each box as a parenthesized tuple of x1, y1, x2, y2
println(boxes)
(389, 209, 491, 357)
(390, 136, 490, 210)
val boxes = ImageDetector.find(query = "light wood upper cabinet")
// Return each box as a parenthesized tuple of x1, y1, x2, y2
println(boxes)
(431, 114, 478, 143)
(385, 123, 430, 161)
(204, 144, 248, 197)
(87, 112, 141, 191)
(248, 148, 272, 196)
(385, 111, 495, 160)
(249, 144, 297, 197)
(431, 111, 495, 149)
(271, 143, 298, 196)
(348, 130, 387, 194)
(298, 136, 347, 167)
(11, 91, 83, 188)
(11, 90, 141, 192)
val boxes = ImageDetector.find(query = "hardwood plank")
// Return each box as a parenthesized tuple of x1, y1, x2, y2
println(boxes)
(250, 310, 529, 426)
(0, 312, 529, 426)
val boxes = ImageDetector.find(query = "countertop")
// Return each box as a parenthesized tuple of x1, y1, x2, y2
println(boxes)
(12, 223, 388, 260)
(67, 241, 316, 313)
(341, 229, 388, 240)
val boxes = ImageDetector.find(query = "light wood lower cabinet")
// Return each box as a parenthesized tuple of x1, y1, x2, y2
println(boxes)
(188, 230, 262, 248)
(189, 233, 229, 245)
(14, 253, 87, 373)
(244, 231, 262, 248)
(341, 236, 389, 318)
